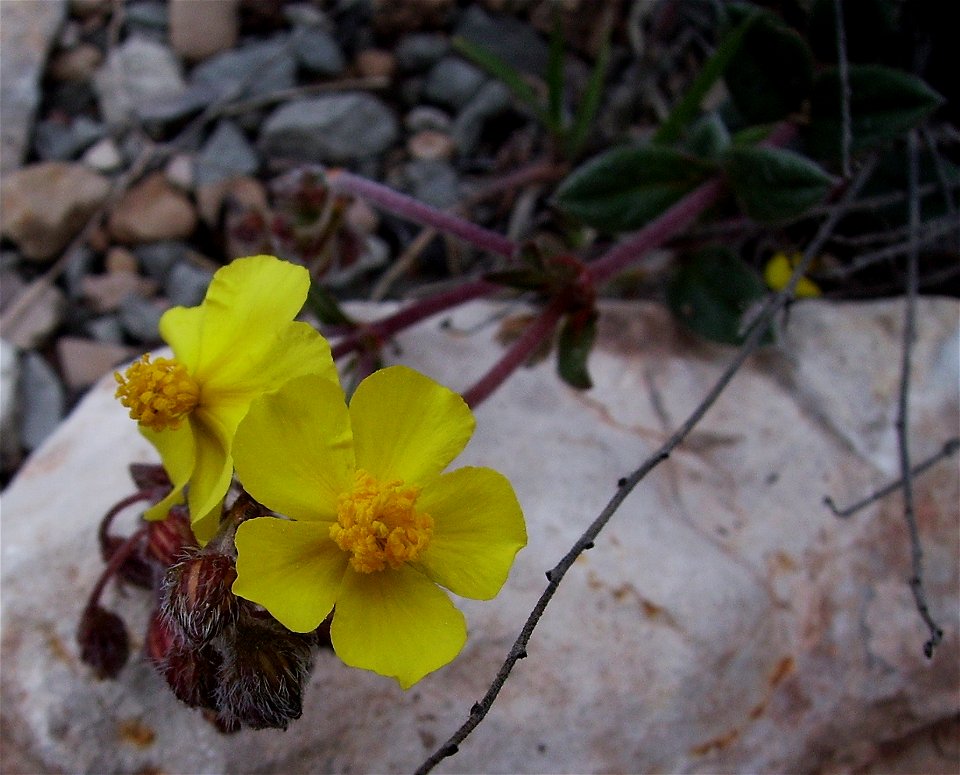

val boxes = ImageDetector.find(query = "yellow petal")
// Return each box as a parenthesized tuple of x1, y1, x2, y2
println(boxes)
(332, 566, 466, 689)
(191, 256, 312, 384)
(234, 374, 354, 522)
(233, 518, 347, 632)
(350, 366, 475, 486)
(417, 467, 526, 600)
(184, 415, 234, 533)
(158, 304, 204, 373)
(202, 320, 336, 399)
(141, 423, 194, 521)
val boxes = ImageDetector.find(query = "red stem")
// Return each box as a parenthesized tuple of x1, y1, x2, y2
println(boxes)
(85, 525, 149, 611)
(327, 169, 519, 258)
(462, 300, 566, 409)
(588, 121, 798, 286)
(331, 278, 498, 360)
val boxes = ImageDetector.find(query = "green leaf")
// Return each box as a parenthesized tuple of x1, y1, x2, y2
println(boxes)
(305, 282, 354, 326)
(565, 28, 611, 158)
(556, 311, 597, 389)
(808, 65, 944, 157)
(724, 11, 814, 123)
(654, 10, 758, 145)
(452, 36, 554, 131)
(554, 145, 715, 232)
(723, 146, 834, 223)
(682, 113, 731, 160)
(666, 248, 770, 345)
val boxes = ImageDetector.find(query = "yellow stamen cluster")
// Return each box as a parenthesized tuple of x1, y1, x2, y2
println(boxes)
(114, 355, 200, 432)
(331, 469, 434, 573)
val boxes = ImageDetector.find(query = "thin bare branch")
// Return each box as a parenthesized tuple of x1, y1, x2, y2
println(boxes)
(414, 154, 880, 775)
(897, 130, 943, 658)
(824, 437, 960, 517)
(833, 0, 852, 179)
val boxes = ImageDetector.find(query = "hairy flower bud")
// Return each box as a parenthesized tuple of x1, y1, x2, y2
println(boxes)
(77, 605, 129, 680)
(161, 551, 239, 646)
(147, 505, 197, 568)
(215, 622, 315, 730)
(146, 613, 221, 710)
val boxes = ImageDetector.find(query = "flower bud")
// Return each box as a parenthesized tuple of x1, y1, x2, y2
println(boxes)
(215, 622, 315, 730)
(77, 605, 129, 679)
(161, 550, 239, 646)
(146, 505, 197, 568)
(129, 463, 171, 490)
(145, 613, 221, 710)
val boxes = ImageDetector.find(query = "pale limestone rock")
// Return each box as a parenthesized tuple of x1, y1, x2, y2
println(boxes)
(0, 162, 110, 261)
(1, 299, 957, 774)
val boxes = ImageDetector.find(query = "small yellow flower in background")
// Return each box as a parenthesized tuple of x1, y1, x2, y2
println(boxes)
(115, 255, 337, 542)
(763, 251, 822, 298)
(231, 366, 527, 689)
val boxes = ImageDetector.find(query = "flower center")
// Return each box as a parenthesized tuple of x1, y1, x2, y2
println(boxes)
(330, 470, 434, 573)
(115, 355, 200, 432)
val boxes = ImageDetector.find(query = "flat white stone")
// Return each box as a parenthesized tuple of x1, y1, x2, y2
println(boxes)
(1, 298, 957, 774)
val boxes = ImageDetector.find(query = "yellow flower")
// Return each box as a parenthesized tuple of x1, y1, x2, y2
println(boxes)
(115, 255, 337, 542)
(763, 251, 822, 298)
(231, 366, 527, 689)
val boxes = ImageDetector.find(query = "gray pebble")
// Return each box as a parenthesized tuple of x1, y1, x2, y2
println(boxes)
(135, 241, 187, 283)
(124, 1, 169, 36)
(118, 294, 164, 343)
(290, 26, 345, 76)
(195, 120, 259, 186)
(191, 37, 297, 102)
(423, 56, 487, 110)
(164, 261, 213, 307)
(259, 93, 398, 164)
(0, 340, 20, 471)
(33, 116, 103, 161)
(398, 160, 460, 209)
(19, 351, 65, 452)
(85, 314, 126, 345)
(93, 37, 186, 127)
(452, 81, 512, 155)
(404, 105, 453, 133)
(455, 5, 549, 77)
(395, 33, 450, 72)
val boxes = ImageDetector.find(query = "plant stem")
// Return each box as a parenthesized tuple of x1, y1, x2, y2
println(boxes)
(331, 278, 497, 360)
(326, 169, 519, 258)
(462, 300, 566, 408)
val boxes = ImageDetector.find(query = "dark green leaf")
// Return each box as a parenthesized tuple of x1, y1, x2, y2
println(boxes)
(666, 248, 770, 345)
(452, 36, 553, 131)
(654, 10, 758, 145)
(565, 28, 611, 158)
(557, 311, 597, 389)
(555, 145, 715, 232)
(724, 12, 814, 123)
(682, 113, 731, 160)
(731, 123, 777, 146)
(808, 65, 944, 157)
(306, 282, 354, 326)
(724, 146, 834, 223)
